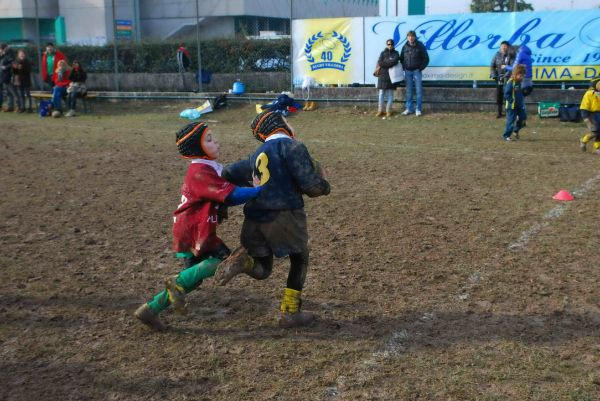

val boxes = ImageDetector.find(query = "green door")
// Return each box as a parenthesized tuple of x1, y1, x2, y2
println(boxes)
(408, 0, 425, 15)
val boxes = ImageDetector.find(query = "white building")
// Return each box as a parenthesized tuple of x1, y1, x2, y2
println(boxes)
(0, 0, 379, 45)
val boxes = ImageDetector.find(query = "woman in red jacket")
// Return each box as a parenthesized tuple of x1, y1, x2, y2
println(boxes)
(51, 60, 71, 117)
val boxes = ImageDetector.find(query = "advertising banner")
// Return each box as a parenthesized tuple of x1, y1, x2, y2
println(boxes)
(292, 18, 364, 86)
(293, 9, 600, 84)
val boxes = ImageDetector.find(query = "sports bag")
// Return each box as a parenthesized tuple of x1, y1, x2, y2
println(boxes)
(558, 104, 582, 122)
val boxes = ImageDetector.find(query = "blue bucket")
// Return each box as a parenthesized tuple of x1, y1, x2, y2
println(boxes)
(232, 81, 245, 95)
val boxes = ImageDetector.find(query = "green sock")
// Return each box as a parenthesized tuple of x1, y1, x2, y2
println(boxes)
(175, 257, 221, 291)
(146, 257, 221, 315)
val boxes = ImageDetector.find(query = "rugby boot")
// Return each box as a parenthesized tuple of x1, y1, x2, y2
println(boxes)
(214, 246, 254, 286)
(164, 275, 188, 315)
(278, 310, 317, 328)
(375, 111, 384, 117)
(134, 304, 166, 332)
(278, 287, 317, 328)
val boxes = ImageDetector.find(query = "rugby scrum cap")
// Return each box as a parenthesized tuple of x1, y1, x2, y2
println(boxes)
(175, 122, 212, 159)
(251, 111, 294, 142)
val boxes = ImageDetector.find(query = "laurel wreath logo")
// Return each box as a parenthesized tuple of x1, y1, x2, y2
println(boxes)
(304, 32, 323, 63)
(304, 31, 351, 63)
(332, 31, 352, 62)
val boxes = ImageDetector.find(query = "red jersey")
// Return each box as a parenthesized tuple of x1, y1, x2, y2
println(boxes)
(172, 161, 235, 254)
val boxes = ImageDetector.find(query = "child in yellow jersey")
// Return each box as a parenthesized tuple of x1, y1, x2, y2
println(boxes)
(579, 77, 600, 154)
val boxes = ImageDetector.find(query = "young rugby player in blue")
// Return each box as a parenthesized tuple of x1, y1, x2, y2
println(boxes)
(503, 64, 527, 141)
(215, 111, 331, 328)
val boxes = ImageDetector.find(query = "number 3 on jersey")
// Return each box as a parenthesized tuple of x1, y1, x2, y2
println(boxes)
(253, 152, 270, 185)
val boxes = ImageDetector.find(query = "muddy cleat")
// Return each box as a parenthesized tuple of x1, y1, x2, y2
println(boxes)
(278, 311, 317, 328)
(375, 111, 384, 117)
(134, 304, 166, 332)
(214, 246, 253, 286)
(278, 287, 316, 328)
(164, 276, 188, 315)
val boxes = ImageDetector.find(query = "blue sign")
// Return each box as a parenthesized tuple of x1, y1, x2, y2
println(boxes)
(366, 9, 600, 67)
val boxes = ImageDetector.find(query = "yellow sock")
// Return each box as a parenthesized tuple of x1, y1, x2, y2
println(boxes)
(280, 288, 301, 313)
(581, 133, 594, 144)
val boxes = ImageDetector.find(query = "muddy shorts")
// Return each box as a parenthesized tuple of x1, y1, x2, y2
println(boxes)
(241, 209, 308, 258)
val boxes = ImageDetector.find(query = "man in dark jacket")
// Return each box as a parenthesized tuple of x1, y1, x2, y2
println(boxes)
(0, 43, 16, 112)
(400, 30, 429, 116)
(490, 41, 515, 118)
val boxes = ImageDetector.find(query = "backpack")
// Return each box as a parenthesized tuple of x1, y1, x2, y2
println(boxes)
(213, 94, 227, 110)
(558, 104, 582, 122)
(39, 100, 52, 117)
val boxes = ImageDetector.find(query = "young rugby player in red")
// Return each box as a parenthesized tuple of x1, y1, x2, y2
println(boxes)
(134, 122, 261, 331)
(215, 111, 331, 328)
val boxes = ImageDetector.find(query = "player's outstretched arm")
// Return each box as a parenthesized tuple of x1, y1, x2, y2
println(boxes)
(223, 159, 253, 187)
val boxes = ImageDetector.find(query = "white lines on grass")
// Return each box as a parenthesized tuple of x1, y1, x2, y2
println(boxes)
(508, 169, 600, 251)
(326, 329, 410, 400)
(326, 170, 600, 400)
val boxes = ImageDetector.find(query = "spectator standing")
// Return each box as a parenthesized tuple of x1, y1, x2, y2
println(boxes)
(12, 50, 33, 113)
(489, 41, 515, 118)
(65, 60, 87, 117)
(374, 39, 400, 118)
(176, 43, 192, 91)
(0, 43, 16, 112)
(506, 44, 533, 96)
(400, 30, 429, 116)
(51, 60, 71, 117)
(176, 43, 191, 71)
(41, 43, 67, 88)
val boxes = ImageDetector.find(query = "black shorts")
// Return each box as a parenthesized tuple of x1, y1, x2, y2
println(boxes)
(241, 209, 308, 258)
(590, 113, 600, 133)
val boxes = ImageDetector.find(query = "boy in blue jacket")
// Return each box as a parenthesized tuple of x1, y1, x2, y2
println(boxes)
(503, 64, 527, 141)
(215, 111, 331, 328)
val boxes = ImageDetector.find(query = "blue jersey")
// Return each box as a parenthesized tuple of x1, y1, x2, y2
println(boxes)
(224, 136, 329, 222)
(504, 79, 524, 110)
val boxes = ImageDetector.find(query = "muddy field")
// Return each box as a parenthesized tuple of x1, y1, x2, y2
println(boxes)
(1, 101, 599, 401)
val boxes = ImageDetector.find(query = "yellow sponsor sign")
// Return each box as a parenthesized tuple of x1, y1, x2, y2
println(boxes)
(294, 18, 363, 85)
(423, 66, 600, 81)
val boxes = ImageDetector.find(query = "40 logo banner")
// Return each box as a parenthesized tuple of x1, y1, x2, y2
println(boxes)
(292, 18, 365, 86)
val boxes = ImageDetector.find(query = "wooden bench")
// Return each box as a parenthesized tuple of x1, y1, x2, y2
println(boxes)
(31, 91, 97, 113)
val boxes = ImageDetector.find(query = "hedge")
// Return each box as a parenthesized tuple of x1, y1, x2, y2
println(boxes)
(20, 38, 291, 73)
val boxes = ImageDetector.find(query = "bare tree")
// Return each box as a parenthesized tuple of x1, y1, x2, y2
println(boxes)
(470, 0, 534, 13)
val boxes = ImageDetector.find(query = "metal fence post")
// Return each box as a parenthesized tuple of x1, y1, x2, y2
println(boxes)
(112, 0, 120, 92)
(34, 0, 42, 90)
(290, 0, 293, 92)
(195, 0, 203, 93)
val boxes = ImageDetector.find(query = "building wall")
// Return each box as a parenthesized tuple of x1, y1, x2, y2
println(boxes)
(141, 16, 236, 41)
(140, 0, 378, 40)
(0, 0, 59, 18)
